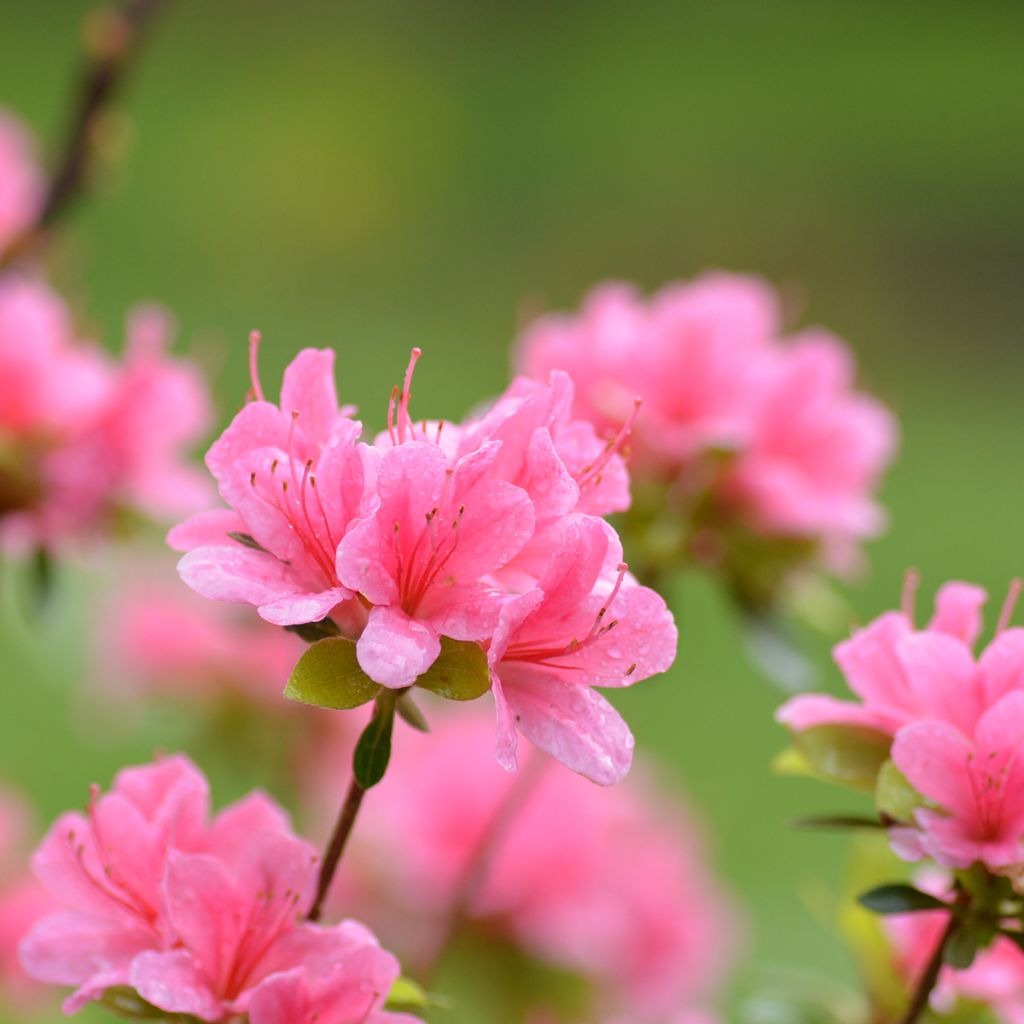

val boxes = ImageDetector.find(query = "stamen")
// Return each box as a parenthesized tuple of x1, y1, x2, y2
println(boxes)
(397, 347, 422, 443)
(901, 567, 920, 626)
(577, 398, 641, 490)
(997, 578, 1023, 635)
(248, 330, 265, 402)
(387, 385, 400, 447)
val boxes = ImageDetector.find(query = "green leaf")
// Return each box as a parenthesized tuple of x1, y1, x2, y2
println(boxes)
(772, 745, 814, 777)
(284, 618, 342, 643)
(99, 985, 206, 1021)
(875, 759, 927, 822)
(385, 976, 431, 1011)
(858, 883, 948, 915)
(999, 928, 1024, 953)
(284, 637, 380, 710)
(945, 925, 983, 970)
(793, 724, 892, 791)
(353, 690, 397, 788)
(789, 814, 885, 831)
(396, 692, 430, 732)
(416, 636, 490, 701)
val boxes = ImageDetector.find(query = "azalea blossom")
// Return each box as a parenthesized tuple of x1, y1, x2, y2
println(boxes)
(0, 280, 211, 552)
(0, 109, 42, 252)
(516, 274, 897, 590)
(20, 755, 414, 1023)
(171, 344, 677, 783)
(326, 708, 736, 1020)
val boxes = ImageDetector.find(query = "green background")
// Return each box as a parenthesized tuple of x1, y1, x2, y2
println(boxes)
(2, 1, 1023, 1021)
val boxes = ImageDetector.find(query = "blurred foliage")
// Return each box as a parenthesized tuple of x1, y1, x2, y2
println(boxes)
(2, 1, 1024, 1021)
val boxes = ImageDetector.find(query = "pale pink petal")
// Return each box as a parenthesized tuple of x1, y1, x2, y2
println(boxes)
(897, 633, 979, 732)
(246, 969, 309, 1024)
(501, 665, 634, 785)
(206, 402, 288, 483)
(258, 587, 349, 627)
(357, 606, 441, 689)
(334, 515, 399, 606)
(279, 349, 340, 443)
(130, 949, 223, 1021)
(892, 721, 974, 819)
(490, 673, 519, 773)
(207, 792, 291, 864)
(18, 911, 150, 988)
(166, 508, 246, 552)
(980, 629, 1024, 707)
(177, 545, 307, 611)
(775, 693, 893, 733)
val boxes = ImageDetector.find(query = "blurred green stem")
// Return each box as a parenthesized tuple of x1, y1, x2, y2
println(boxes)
(307, 773, 366, 923)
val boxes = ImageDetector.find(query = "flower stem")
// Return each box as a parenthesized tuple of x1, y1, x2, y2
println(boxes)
(0, 0, 168, 268)
(307, 773, 366, 923)
(899, 904, 962, 1024)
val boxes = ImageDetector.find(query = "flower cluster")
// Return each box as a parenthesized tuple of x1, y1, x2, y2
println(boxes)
(0, 276, 211, 553)
(778, 578, 1024, 871)
(320, 708, 736, 1022)
(19, 755, 417, 1023)
(170, 344, 677, 784)
(516, 274, 897, 603)
(0, 789, 53, 1012)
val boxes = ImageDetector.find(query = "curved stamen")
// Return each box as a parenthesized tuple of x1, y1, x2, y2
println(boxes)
(997, 578, 1023, 635)
(901, 567, 920, 625)
(576, 398, 641, 490)
(248, 330, 265, 402)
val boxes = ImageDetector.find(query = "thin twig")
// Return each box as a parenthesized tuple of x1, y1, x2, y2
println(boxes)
(0, 0, 168, 268)
(899, 896, 964, 1024)
(306, 774, 366, 923)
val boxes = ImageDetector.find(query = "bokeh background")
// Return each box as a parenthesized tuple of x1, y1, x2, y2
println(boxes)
(2, 1, 1023, 1021)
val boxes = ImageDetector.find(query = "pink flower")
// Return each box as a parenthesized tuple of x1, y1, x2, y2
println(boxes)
(0, 789, 55, 1011)
(94, 555, 305, 711)
(0, 282, 212, 551)
(489, 515, 676, 785)
(777, 580, 993, 738)
(893, 691, 1024, 870)
(0, 110, 42, 252)
(336, 439, 534, 687)
(20, 755, 412, 1022)
(172, 344, 677, 782)
(331, 708, 736, 1019)
(886, 872, 1024, 1021)
(516, 274, 897, 574)
(171, 342, 374, 627)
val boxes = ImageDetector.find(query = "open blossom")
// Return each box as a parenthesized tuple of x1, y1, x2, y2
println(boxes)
(20, 755, 413, 1023)
(0, 109, 42, 251)
(0, 279, 211, 551)
(778, 578, 1024, 871)
(885, 871, 1024, 1021)
(329, 708, 736, 1019)
(516, 274, 897, 581)
(0, 789, 54, 1010)
(171, 344, 676, 783)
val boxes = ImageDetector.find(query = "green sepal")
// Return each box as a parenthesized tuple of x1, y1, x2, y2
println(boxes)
(284, 637, 380, 710)
(857, 883, 947, 915)
(875, 759, 927, 823)
(385, 976, 431, 1011)
(416, 636, 490, 701)
(396, 692, 430, 732)
(792, 723, 891, 791)
(353, 690, 397, 788)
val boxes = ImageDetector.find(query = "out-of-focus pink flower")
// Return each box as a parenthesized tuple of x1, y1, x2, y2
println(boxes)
(885, 872, 1024, 1022)
(95, 557, 305, 711)
(172, 346, 677, 784)
(0, 789, 55, 1011)
(516, 274, 897, 574)
(778, 578, 1024, 871)
(0, 110, 42, 252)
(776, 581, 991, 737)
(489, 515, 676, 785)
(334, 708, 736, 1020)
(20, 755, 412, 1022)
(0, 280, 212, 551)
